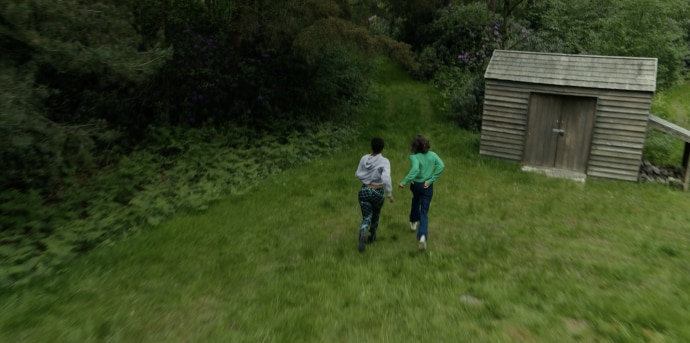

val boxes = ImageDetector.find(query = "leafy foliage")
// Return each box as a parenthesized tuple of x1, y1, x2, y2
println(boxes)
(1, 0, 690, 288)
(391, 0, 690, 130)
(415, 3, 497, 78)
(532, 0, 690, 90)
(594, 0, 689, 89)
(434, 66, 485, 131)
(643, 131, 677, 166)
(382, 0, 449, 48)
(0, 122, 357, 287)
(408, 3, 497, 130)
(643, 92, 688, 165)
(0, 0, 168, 191)
(0, 0, 383, 287)
(3, 60, 690, 343)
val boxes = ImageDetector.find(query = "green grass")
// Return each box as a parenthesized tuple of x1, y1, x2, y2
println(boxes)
(647, 81, 690, 164)
(664, 82, 690, 125)
(3, 61, 690, 342)
(665, 81, 690, 162)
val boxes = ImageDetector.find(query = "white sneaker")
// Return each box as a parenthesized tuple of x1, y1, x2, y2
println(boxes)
(410, 221, 418, 231)
(418, 235, 426, 251)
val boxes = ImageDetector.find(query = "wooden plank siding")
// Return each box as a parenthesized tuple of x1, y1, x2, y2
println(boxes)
(484, 50, 657, 92)
(480, 80, 527, 161)
(481, 51, 657, 182)
(480, 79, 653, 181)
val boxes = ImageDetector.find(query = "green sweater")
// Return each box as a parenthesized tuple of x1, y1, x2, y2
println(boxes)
(400, 151, 445, 186)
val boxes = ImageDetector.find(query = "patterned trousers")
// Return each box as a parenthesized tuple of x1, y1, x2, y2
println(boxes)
(358, 186, 385, 239)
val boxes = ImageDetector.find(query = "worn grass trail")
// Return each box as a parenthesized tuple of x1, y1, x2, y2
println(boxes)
(2, 61, 690, 342)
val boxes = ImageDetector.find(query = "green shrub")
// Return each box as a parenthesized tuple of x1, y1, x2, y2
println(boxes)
(643, 130, 677, 165)
(0, 121, 357, 287)
(408, 3, 499, 131)
(643, 92, 685, 165)
(650, 92, 673, 120)
(414, 46, 443, 81)
(433, 66, 484, 132)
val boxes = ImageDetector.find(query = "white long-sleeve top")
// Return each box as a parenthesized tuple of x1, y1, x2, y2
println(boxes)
(355, 153, 393, 197)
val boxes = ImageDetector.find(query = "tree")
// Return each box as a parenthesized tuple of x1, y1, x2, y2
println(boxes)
(595, 0, 689, 89)
(531, 0, 689, 89)
(485, 0, 541, 48)
(137, 0, 417, 128)
(0, 0, 170, 191)
(380, 0, 450, 49)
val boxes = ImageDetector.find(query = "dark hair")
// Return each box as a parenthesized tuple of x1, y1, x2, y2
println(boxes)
(371, 137, 384, 153)
(410, 135, 430, 154)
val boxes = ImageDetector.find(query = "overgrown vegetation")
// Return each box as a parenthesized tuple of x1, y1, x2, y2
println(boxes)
(0, 122, 358, 287)
(2, 60, 690, 342)
(644, 81, 690, 165)
(0, 0, 414, 285)
(1, 0, 689, 287)
(363, 0, 690, 130)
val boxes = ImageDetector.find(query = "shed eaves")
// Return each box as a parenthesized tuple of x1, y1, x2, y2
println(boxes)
(484, 50, 658, 92)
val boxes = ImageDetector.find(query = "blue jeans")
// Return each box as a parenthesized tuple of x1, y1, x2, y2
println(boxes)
(358, 186, 384, 239)
(409, 182, 433, 240)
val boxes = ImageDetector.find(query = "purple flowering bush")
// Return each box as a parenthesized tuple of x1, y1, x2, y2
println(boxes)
(415, 3, 498, 74)
(411, 3, 498, 131)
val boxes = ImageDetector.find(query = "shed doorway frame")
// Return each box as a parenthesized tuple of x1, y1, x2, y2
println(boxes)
(523, 92, 597, 176)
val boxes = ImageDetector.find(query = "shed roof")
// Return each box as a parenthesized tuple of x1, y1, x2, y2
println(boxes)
(484, 50, 658, 92)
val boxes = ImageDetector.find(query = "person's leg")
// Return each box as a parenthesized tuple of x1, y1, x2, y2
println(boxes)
(409, 182, 422, 224)
(358, 188, 373, 247)
(368, 189, 385, 241)
(417, 184, 434, 241)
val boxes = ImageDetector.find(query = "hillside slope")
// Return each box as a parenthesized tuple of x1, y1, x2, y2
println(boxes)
(2, 61, 690, 343)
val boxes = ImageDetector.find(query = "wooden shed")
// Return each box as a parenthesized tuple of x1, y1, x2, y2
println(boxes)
(480, 50, 658, 182)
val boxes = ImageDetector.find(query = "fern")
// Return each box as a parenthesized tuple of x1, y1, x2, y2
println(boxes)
(0, 120, 358, 287)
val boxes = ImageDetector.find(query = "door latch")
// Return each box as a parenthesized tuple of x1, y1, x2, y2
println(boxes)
(552, 128, 565, 136)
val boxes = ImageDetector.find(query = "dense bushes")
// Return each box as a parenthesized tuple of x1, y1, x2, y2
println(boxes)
(434, 67, 486, 132)
(412, 3, 497, 130)
(1, 0, 170, 283)
(370, 1, 690, 131)
(534, 0, 690, 90)
(1, 0, 689, 287)
(0, 0, 425, 286)
(643, 93, 686, 165)
(0, 122, 358, 287)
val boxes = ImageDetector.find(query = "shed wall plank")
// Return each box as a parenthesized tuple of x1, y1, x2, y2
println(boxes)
(479, 149, 522, 161)
(591, 138, 644, 150)
(485, 50, 657, 92)
(594, 127, 647, 139)
(481, 76, 652, 182)
(588, 158, 640, 170)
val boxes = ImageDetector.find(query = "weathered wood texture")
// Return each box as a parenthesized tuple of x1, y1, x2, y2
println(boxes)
(484, 50, 658, 92)
(481, 51, 657, 182)
(648, 115, 690, 141)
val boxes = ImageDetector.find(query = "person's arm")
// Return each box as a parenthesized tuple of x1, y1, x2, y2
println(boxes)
(354, 155, 366, 181)
(381, 159, 394, 203)
(427, 153, 445, 184)
(399, 155, 419, 187)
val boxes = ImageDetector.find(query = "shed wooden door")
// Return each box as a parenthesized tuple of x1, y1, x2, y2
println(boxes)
(524, 93, 596, 172)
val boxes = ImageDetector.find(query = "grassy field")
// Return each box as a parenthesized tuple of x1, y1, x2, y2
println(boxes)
(2, 61, 690, 342)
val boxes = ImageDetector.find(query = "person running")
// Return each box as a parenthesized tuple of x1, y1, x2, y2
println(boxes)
(399, 135, 444, 251)
(355, 137, 394, 252)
